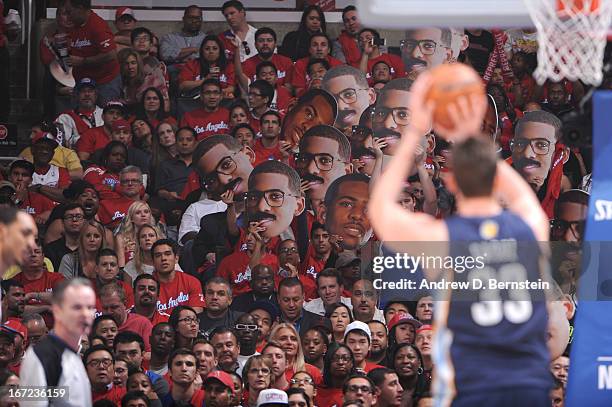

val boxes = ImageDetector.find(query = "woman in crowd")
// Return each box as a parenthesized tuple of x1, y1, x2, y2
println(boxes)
(91, 315, 119, 348)
(58, 219, 107, 279)
(243, 355, 273, 407)
(229, 101, 251, 128)
(289, 371, 317, 407)
(169, 305, 199, 349)
(301, 326, 328, 370)
(124, 223, 164, 280)
(279, 6, 327, 62)
(389, 343, 429, 405)
(126, 371, 162, 407)
(83, 141, 128, 200)
(326, 303, 353, 343)
(178, 35, 235, 97)
(118, 48, 169, 111)
(115, 201, 157, 267)
(231, 123, 256, 149)
(135, 87, 176, 129)
(132, 119, 154, 154)
(148, 121, 178, 192)
(317, 343, 356, 407)
(269, 323, 322, 384)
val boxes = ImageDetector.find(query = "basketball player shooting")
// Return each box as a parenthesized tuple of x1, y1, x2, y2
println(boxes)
(368, 71, 553, 406)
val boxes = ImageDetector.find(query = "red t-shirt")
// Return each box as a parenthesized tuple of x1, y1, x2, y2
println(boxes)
(359, 53, 406, 85)
(83, 165, 120, 200)
(285, 363, 323, 385)
(154, 271, 206, 315)
(178, 59, 235, 88)
(97, 196, 135, 228)
(362, 361, 385, 373)
(216, 250, 279, 296)
(315, 386, 343, 407)
(337, 31, 362, 66)
(76, 126, 111, 155)
(180, 171, 201, 200)
(179, 107, 230, 140)
(291, 55, 343, 90)
(19, 191, 56, 217)
(92, 385, 126, 407)
(252, 138, 284, 166)
(273, 86, 294, 116)
(242, 54, 294, 87)
(120, 312, 153, 352)
(68, 11, 120, 84)
(300, 245, 328, 281)
(14, 271, 64, 296)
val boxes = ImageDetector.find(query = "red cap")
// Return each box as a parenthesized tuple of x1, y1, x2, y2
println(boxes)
(416, 324, 433, 334)
(205, 370, 234, 394)
(111, 119, 130, 133)
(32, 128, 61, 147)
(387, 312, 422, 332)
(4, 319, 27, 343)
(115, 7, 136, 21)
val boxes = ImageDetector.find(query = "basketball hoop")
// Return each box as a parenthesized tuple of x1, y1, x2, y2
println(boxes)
(523, 0, 612, 85)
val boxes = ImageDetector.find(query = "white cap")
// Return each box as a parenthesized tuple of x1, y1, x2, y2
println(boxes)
(343, 320, 372, 342)
(257, 389, 289, 407)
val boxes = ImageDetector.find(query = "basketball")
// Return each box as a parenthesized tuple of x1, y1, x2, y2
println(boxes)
(424, 63, 486, 133)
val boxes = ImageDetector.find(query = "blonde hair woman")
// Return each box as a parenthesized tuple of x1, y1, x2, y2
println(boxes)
(124, 223, 164, 281)
(114, 201, 156, 268)
(268, 323, 323, 385)
(58, 220, 107, 279)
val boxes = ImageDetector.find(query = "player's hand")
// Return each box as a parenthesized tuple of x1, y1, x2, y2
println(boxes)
(433, 93, 488, 142)
(220, 189, 235, 205)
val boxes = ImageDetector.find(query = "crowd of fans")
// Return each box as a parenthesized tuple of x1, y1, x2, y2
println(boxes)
(0, 0, 600, 406)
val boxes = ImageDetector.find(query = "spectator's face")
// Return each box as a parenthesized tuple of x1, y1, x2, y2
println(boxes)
(511, 121, 558, 192)
(250, 309, 273, 341)
(85, 350, 114, 387)
(205, 282, 232, 313)
(234, 314, 259, 348)
(257, 66, 277, 86)
(31, 141, 55, 167)
(289, 393, 309, 407)
(373, 89, 413, 155)
(153, 244, 177, 274)
(305, 10, 322, 33)
(212, 332, 240, 369)
(103, 108, 123, 127)
(127, 372, 152, 394)
(324, 75, 375, 130)
(278, 240, 300, 268)
(402, 28, 451, 73)
(251, 265, 275, 295)
(230, 107, 249, 127)
(246, 172, 305, 239)
(274, 326, 300, 359)
(63, 207, 85, 234)
(551, 356, 569, 386)
(247, 360, 271, 391)
(194, 342, 217, 377)
(330, 306, 350, 336)
(415, 329, 432, 357)
(25, 319, 48, 345)
(368, 322, 388, 354)
(345, 331, 370, 364)
(234, 127, 255, 148)
(125, 398, 148, 407)
(115, 340, 144, 369)
(95, 319, 118, 347)
(170, 354, 198, 385)
(9, 167, 32, 189)
(323, 180, 371, 250)
(202, 84, 222, 110)
(248, 86, 268, 110)
(399, 191, 416, 212)
(416, 296, 433, 322)
(351, 280, 376, 321)
(96, 255, 119, 283)
(5, 286, 24, 316)
(384, 303, 409, 323)
(278, 285, 305, 321)
(308, 63, 328, 84)
(157, 123, 176, 147)
(78, 86, 97, 109)
(132, 32, 152, 54)
(222, 6, 245, 29)
(63, 0, 88, 25)
(330, 346, 353, 377)
(81, 224, 102, 254)
(512, 53, 528, 74)
(101, 293, 127, 325)
(302, 329, 327, 364)
(394, 346, 420, 378)
(256, 33, 276, 58)
(309, 36, 330, 59)
(177, 309, 199, 339)
(202, 40, 221, 63)
(298, 136, 350, 201)
(197, 144, 254, 197)
(372, 63, 392, 82)
(549, 83, 567, 106)
(115, 15, 135, 32)
(358, 31, 378, 53)
(183, 8, 203, 33)
(343, 10, 361, 36)
(112, 129, 131, 145)
(282, 94, 336, 150)
(119, 171, 142, 198)
(0, 335, 14, 365)
(107, 145, 127, 172)
(263, 346, 287, 378)
(261, 115, 281, 140)
(344, 377, 376, 407)
(312, 227, 332, 255)
(339, 261, 362, 287)
(394, 323, 416, 345)
(317, 276, 341, 306)
(378, 373, 404, 407)
(124, 55, 139, 79)
(177, 129, 197, 156)
(143, 90, 161, 112)
(553, 201, 587, 242)
(138, 226, 158, 252)
(151, 324, 175, 355)
(205, 381, 232, 407)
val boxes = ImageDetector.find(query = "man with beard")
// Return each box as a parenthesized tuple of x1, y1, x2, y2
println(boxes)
(541, 82, 575, 117)
(231, 264, 279, 313)
(323, 66, 376, 132)
(304, 268, 351, 316)
(281, 89, 338, 150)
(367, 321, 388, 365)
(301, 223, 340, 283)
(1, 280, 25, 322)
(511, 111, 572, 218)
(193, 338, 218, 380)
(400, 28, 453, 76)
(131, 274, 171, 325)
(333, 6, 363, 66)
(159, 5, 206, 68)
(368, 368, 404, 407)
(204, 370, 235, 407)
(357, 29, 405, 83)
(240, 27, 293, 87)
(199, 277, 243, 339)
(321, 174, 372, 251)
(342, 374, 378, 407)
(56, 77, 104, 149)
(85, 344, 127, 404)
(234, 313, 260, 366)
(253, 110, 287, 166)
(0, 326, 16, 372)
(76, 100, 127, 161)
(44, 204, 85, 270)
(211, 327, 243, 375)
(148, 322, 175, 376)
(278, 277, 329, 336)
(180, 79, 230, 140)
(162, 348, 206, 407)
(23, 313, 48, 346)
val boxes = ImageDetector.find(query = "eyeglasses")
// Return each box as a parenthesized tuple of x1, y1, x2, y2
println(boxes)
(372, 107, 411, 126)
(290, 377, 314, 385)
(235, 324, 259, 331)
(346, 385, 372, 394)
(279, 247, 299, 254)
(550, 219, 585, 240)
(332, 355, 352, 363)
(245, 189, 300, 208)
(333, 88, 369, 104)
(120, 179, 141, 185)
(400, 39, 445, 55)
(353, 290, 376, 299)
(509, 138, 553, 155)
(87, 358, 113, 368)
(295, 152, 342, 172)
(178, 316, 198, 325)
(201, 151, 239, 191)
(64, 214, 84, 221)
(242, 41, 251, 55)
(248, 367, 271, 375)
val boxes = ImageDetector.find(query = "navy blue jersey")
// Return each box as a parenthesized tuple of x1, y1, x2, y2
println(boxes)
(437, 211, 550, 400)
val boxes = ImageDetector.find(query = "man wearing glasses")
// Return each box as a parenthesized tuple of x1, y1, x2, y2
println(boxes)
(45, 203, 85, 270)
(401, 28, 454, 76)
(85, 344, 127, 404)
(159, 5, 206, 68)
(179, 79, 230, 140)
(510, 111, 571, 218)
(322, 66, 376, 131)
(97, 165, 144, 228)
(234, 313, 261, 365)
(342, 374, 378, 407)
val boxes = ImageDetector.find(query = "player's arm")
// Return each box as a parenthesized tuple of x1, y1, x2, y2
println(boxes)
(495, 160, 550, 241)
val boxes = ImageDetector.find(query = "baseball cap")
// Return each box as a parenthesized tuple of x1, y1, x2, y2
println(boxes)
(32, 122, 64, 147)
(335, 252, 360, 269)
(257, 389, 289, 407)
(0, 181, 16, 192)
(115, 7, 136, 21)
(0, 325, 16, 341)
(416, 324, 433, 335)
(387, 312, 422, 332)
(111, 119, 130, 133)
(343, 320, 372, 342)
(103, 101, 127, 115)
(249, 300, 279, 320)
(4, 319, 27, 343)
(205, 370, 234, 393)
(75, 77, 97, 91)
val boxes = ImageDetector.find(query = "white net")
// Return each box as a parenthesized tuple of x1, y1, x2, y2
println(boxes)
(523, 0, 612, 85)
